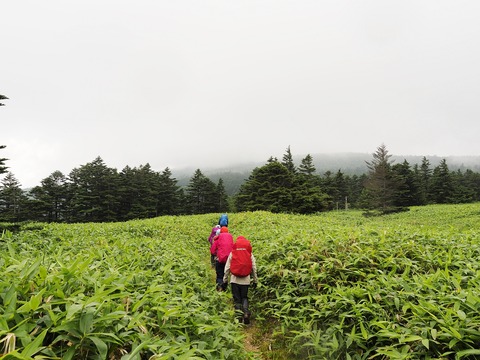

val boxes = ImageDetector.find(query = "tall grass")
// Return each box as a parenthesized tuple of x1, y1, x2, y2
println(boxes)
(244, 204, 480, 359)
(1, 204, 480, 359)
(0, 215, 250, 359)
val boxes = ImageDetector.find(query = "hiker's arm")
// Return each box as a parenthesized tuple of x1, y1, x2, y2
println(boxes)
(251, 254, 258, 283)
(223, 253, 232, 283)
(210, 241, 217, 255)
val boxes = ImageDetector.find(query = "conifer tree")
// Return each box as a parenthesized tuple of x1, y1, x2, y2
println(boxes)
(321, 171, 336, 209)
(118, 163, 159, 220)
(0, 172, 27, 222)
(294, 174, 329, 214)
(418, 156, 433, 204)
(117, 165, 136, 220)
(68, 157, 120, 222)
(346, 174, 367, 208)
(29, 171, 69, 222)
(332, 170, 349, 209)
(0, 145, 8, 175)
(282, 145, 297, 174)
(430, 159, 454, 204)
(157, 167, 182, 216)
(392, 160, 419, 207)
(363, 144, 402, 213)
(185, 169, 217, 214)
(450, 169, 476, 203)
(294, 154, 329, 213)
(298, 154, 316, 176)
(215, 178, 230, 212)
(235, 161, 295, 213)
(461, 169, 480, 202)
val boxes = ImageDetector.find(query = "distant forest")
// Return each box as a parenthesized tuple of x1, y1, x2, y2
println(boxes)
(177, 152, 480, 196)
(0, 144, 480, 223)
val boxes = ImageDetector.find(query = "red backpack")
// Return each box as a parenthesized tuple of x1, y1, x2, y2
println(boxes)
(230, 236, 253, 277)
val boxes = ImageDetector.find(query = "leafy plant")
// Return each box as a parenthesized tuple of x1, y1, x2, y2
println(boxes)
(1, 205, 480, 359)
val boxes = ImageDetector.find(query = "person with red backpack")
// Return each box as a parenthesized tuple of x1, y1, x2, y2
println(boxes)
(223, 236, 258, 324)
(210, 226, 234, 291)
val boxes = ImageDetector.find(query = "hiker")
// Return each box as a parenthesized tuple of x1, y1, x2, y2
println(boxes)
(210, 226, 234, 291)
(208, 225, 221, 267)
(223, 235, 258, 324)
(218, 213, 228, 227)
(208, 225, 221, 245)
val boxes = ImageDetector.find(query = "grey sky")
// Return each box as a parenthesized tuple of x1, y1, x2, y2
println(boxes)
(2, 0, 480, 187)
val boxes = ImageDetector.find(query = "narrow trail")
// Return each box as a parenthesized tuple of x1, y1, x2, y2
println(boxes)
(206, 258, 266, 359)
(242, 320, 265, 360)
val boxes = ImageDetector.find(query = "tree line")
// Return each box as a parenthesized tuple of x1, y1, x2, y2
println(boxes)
(0, 144, 479, 223)
(235, 144, 480, 214)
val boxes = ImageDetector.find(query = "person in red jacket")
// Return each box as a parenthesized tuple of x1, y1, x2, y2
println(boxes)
(210, 226, 234, 291)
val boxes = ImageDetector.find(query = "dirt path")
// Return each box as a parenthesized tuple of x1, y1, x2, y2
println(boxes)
(243, 320, 265, 360)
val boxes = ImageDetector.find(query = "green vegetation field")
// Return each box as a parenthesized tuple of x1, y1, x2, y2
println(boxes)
(1, 203, 480, 359)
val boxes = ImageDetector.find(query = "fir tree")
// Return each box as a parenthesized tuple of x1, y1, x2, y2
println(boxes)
(0, 145, 8, 175)
(392, 160, 420, 207)
(282, 145, 297, 174)
(298, 154, 316, 176)
(68, 157, 120, 222)
(0, 172, 27, 222)
(157, 167, 182, 216)
(29, 171, 69, 222)
(185, 169, 217, 214)
(419, 156, 433, 204)
(215, 178, 230, 212)
(430, 159, 454, 204)
(235, 161, 295, 213)
(363, 144, 403, 213)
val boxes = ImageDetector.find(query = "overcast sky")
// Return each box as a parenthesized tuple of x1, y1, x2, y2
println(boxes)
(2, 1, 480, 188)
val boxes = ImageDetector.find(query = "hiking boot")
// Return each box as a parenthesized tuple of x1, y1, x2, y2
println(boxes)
(234, 304, 244, 323)
(242, 299, 251, 324)
(243, 311, 251, 325)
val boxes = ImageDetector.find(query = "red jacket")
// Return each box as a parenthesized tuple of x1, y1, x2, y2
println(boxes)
(210, 232, 234, 264)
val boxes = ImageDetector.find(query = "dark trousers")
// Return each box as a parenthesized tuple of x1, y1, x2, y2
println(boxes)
(231, 283, 250, 322)
(210, 254, 216, 267)
(215, 261, 226, 287)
